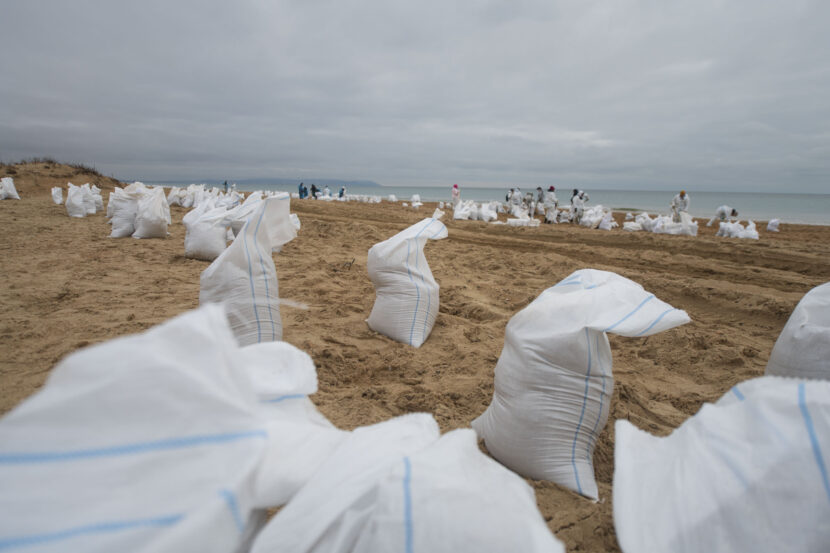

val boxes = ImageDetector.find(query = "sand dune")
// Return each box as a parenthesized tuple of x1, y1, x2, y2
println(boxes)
(1, 163, 829, 551)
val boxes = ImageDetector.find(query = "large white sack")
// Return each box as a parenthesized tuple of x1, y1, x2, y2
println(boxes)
(0, 177, 20, 200)
(479, 201, 499, 222)
(65, 183, 87, 218)
(132, 187, 170, 238)
(766, 282, 830, 380)
(366, 217, 448, 347)
(200, 197, 288, 346)
(614, 376, 830, 553)
(410, 194, 423, 208)
(453, 200, 474, 220)
(91, 185, 104, 211)
(767, 218, 780, 232)
(472, 269, 690, 500)
(251, 426, 564, 553)
(250, 414, 441, 553)
(183, 200, 229, 261)
(225, 193, 296, 252)
(0, 304, 343, 553)
(108, 187, 142, 238)
(51, 186, 63, 205)
(80, 183, 97, 215)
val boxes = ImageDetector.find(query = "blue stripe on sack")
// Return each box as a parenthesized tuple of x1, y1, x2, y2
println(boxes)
(585, 334, 607, 460)
(634, 307, 676, 337)
(219, 490, 244, 533)
(252, 202, 276, 341)
(0, 429, 268, 465)
(603, 295, 654, 333)
(0, 514, 183, 551)
(555, 274, 582, 287)
(570, 328, 592, 495)
(406, 219, 438, 346)
(260, 394, 306, 404)
(731, 386, 745, 401)
(403, 456, 414, 553)
(241, 219, 262, 342)
(798, 382, 830, 503)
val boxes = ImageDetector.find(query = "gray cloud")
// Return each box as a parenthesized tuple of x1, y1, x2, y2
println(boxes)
(1, 0, 829, 191)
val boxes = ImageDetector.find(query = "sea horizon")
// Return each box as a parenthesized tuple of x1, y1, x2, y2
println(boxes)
(152, 181, 829, 225)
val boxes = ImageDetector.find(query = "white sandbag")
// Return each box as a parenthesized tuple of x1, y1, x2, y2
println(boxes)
(622, 222, 642, 232)
(91, 185, 104, 211)
(506, 217, 540, 227)
(200, 197, 289, 346)
(108, 186, 143, 238)
(51, 186, 63, 205)
(225, 193, 296, 252)
(388, 194, 398, 202)
(766, 281, 830, 380)
(132, 187, 169, 238)
(479, 201, 499, 222)
(614, 376, 830, 553)
(652, 211, 698, 236)
(767, 218, 780, 232)
(453, 200, 474, 220)
(366, 217, 448, 347)
(251, 426, 564, 553)
(410, 194, 422, 208)
(740, 220, 759, 239)
(472, 269, 690, 500)
(431, 207, 445, 219)
(249, 414, 441, 553)
(598, 211, 617, 231)
(0, 304, 343, 553)
(0, 177, 20, 200)
(185, 221, 228, 261)
(80, 183, 97, 214)
(65, 183, 87, 218)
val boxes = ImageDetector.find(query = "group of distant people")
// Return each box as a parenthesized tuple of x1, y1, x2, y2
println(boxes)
(297, 182, 347, 200)
(670, 190, 740, 226)
(451, 184, 740, 228)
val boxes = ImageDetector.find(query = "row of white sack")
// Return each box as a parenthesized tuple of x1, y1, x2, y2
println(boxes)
(57, 183, 105, 218)
(289, 191, 384, 204)
(184, 192, 300, 262)
(167, 184, 245, 209)
(622, 211, 699, 236)
(0, 303, 566, 553)
(107, 182, 172, 238)
(1, 177, 20, 200)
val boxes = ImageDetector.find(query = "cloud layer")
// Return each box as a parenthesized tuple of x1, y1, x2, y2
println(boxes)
(1, 0, 828, 191)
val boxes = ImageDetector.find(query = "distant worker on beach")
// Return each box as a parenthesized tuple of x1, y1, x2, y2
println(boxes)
(544, 186, 559, 223)
(223, 180, 228, 193)
(506, 188, 514, 202)
(339, 186, 346, 198)
(571, 190, 589, 224)
(671, 190, 690, 222)
(310, 184, 318, 199)
(707, 205, 739, 227)
(452, 183, 461, 207)
(298, 182, 304, 198)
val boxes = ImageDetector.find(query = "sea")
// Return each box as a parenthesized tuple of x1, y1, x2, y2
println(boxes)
(159, 182, 830, 225)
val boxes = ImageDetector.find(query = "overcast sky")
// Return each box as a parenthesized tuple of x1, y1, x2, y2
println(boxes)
(1, 1, 829, 191)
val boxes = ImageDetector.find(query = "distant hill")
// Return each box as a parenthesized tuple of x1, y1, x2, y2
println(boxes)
(145, 177, 382, 188)
(0, 159, 124, 196)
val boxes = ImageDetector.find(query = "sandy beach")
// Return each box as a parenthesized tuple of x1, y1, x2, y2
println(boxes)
(2, 162, 830, 551)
